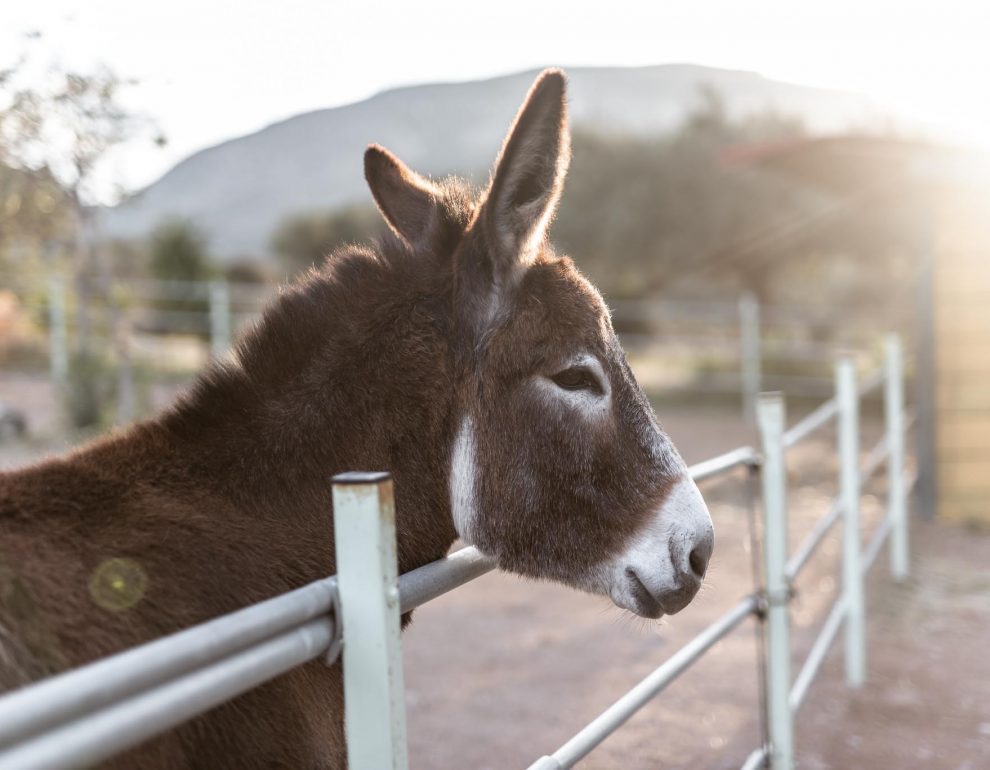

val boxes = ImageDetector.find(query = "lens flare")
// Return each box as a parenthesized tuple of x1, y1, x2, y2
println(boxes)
(88, 558, 148, 612)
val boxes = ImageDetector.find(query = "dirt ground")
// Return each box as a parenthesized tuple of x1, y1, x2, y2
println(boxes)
(1, 373, 988, 769)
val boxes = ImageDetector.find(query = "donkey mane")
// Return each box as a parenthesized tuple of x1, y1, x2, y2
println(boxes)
(166, 176, 477, 443)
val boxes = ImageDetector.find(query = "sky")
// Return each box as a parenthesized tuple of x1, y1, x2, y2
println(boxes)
(3, 0, 990, 204)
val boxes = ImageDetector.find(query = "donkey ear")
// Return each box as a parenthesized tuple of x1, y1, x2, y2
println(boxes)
(364, 144, 442, 249)
(484, 69, 570, 269)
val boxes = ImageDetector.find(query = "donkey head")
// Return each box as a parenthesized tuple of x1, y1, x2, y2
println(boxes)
(364, 70, 713, 619)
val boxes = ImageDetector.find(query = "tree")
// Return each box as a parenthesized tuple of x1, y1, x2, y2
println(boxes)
(271, 205, 382, 278)
(553, 89, 812, 301)
(0, 38, 164, 428)
(0, 162, 72, 272)
(147, 219, 215, 335)
(149, 219, 213, 283)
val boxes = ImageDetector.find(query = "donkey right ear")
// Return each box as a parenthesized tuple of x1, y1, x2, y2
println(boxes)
(364, 144, 442, 249)
(483, 69, 570, 271)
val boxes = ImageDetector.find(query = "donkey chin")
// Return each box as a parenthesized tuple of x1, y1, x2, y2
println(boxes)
(602, 476, 714, 620)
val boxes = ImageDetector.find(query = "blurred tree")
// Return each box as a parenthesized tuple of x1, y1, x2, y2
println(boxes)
(149, 219, 213, 283)
(0, 36, 163, 428)
(554, 86, 915, 329)
(271, 204, 382, 278)
(0, 163, 72, 271)
(555, 89, 813, 301)
(147, 219, 215, 335)
(224, 259, 271, 285)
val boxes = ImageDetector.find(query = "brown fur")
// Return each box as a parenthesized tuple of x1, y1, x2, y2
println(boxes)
(0, 70, 700, 768)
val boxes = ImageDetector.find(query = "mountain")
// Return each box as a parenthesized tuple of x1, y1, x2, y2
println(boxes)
(100, 64, 889, 261)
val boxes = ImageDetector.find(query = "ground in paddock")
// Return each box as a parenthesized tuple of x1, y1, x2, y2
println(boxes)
(1, 375, 988, 768)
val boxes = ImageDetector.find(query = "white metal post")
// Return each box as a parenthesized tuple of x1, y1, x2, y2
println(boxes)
(209, 280, 231, 358)
(885, 334, 908, 581)
(47, 276, 69, 390)
(837, 358, 866, 688)
(756, 392, 794, 770)
(332, 472, 408, 770)
(740, 292, 762, 424)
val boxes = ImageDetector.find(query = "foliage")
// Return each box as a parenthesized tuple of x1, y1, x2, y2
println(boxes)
(271, 204, 383, 278)
(554, 89, 911, 312)
(149, 219, 214, 283)
(1, 37, 165, 430)
(225, 259, 270, 285)
(0, 163, 72, 269)
(555, 91, 813, 300)
(262, 89, 910, 320)
(147, 219, 216, 335)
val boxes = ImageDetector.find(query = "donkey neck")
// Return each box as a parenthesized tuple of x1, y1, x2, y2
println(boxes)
(160, 246, 460, 572)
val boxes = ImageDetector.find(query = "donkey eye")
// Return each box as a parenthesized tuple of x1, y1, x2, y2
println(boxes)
(551, 366, 601, 393)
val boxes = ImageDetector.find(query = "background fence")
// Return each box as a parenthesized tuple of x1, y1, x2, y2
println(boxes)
(0, 272, 909, 429)
(0, 334, 913, 769)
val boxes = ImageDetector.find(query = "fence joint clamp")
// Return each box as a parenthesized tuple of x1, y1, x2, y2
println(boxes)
(754, 593, 769, 620)
(763, 584, 794, 608)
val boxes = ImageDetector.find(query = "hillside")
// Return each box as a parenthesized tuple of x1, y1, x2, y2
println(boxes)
(100, 64, 889, 261)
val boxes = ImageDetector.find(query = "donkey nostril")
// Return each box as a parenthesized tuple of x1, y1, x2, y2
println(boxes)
(688, 547, 708, 579)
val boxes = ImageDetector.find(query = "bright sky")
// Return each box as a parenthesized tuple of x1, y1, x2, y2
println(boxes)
(3, 0, 990, 204)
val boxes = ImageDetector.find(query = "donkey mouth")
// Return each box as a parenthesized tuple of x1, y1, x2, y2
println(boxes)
(623, 569, 666, 619)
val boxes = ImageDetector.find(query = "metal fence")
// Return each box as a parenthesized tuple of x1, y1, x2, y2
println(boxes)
(0, 334, 911, 769)
(2, 272, 905, 425)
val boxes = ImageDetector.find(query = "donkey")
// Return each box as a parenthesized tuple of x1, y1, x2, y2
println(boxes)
(0, 70, 713, 768)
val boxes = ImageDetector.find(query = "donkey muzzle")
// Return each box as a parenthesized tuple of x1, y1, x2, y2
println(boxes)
(609, 476, 714, 619)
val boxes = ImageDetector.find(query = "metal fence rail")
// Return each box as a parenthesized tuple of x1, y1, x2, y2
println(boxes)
(0, 577, 338, 748)
(688, 445, 758, 482)
(528, 596, 760, 770)
(5, 272, 907, 432)
(0, 334, 913, 770)
(0, 619, 336, 770)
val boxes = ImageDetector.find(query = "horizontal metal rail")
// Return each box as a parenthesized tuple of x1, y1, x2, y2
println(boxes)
(780, 364, 883, 451)
(740, 746, 768, 770)
(688, 445, 758, 483)
(862, 517, 893, 574)
(789, 468, 917, 719)
(789, 597, 847, 714)
(861, 436, 890, 482)
(857, 368, 884, 398)
(0, 354, 913, 770)
(0, 617, 335, 770)
(785, 433, 892, 582)
(863, 469, 917, 573)
(399, 546, 496, 613)
(0, 577, 337, 749)
(527, 595, 759, 770)
(783, 397, 838, 448)
(786, 499, 842, 582)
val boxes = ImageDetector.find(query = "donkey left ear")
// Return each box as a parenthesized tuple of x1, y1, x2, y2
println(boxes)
(483, 69, 571, 272)
(365, 144, 442, 249)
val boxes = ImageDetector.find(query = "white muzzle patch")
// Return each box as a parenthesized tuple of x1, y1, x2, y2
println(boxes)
(607, 475, 714, 617)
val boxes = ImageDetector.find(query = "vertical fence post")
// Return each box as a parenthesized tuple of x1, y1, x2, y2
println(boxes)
(885, 334, 908, 582)
(332, 472, 408, 770)
(48, 276, 69, 390)
(914, 210, 937, 519)
(756, 392, 794, 770)
(837, 357, 866, 688)
(114, 306, 136, 426)
(209, 280, 231, 358)
(740, 292, 761, 424)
